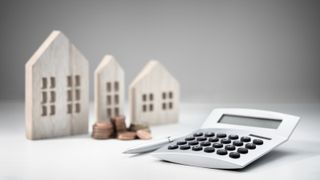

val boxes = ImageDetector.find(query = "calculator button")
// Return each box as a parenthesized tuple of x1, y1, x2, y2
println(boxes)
(200, 141, 211, 146)
(208, 137, 219, 142)
(228, 134, 239, 140)
(217, 149, 228, 155)
(193, 132, 203, 137)
(180, 145, 191, 150)
(245, 143, 256, 150)
(253, 139, 264, 145)
(237, 148, 248, 154)
(205, 132, 215, 137)
(233, 140, 243, 146)
(168, 145, 178, 150)
(217, 133, 227, 138)
(188, 141, 199, 145)
(204, 147, 215, 153)
(225, 145, 236, 151)
(177, 141, 187, 145)
(185, 136, 195, 141)
(221, 138, 231, 144)
(229, 152, 240, 159)
(192, 146, 203, 151)
(196, 137, 207, 141)
(241, 136, 251, 142)
(212, 143, 223, 148)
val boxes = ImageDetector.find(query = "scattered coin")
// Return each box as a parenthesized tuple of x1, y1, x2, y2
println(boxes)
(117, 131, 137, 140)
(136, 129, 152, 140)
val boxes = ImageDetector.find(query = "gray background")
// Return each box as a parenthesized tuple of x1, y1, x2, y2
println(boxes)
(0, 0, 319, 103)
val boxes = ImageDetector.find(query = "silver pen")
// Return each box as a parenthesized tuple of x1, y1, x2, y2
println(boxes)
(123, 135, 184, 154)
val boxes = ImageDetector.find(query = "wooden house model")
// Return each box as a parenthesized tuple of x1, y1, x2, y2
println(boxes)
(94, 55, 125, 122)
(129, 60, 180, 125)
(25, 31, 89, 140)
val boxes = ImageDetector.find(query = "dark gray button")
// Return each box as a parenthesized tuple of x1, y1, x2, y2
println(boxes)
(212, 143, 223, 148)
(217, 149, 228, 155)
(192, 146, 203, 151)
(241, 136, 251, 142)
(180, 145, 191, 150)
(253, 139, 264, 145)
(237, 148, 248, 154)
(177, 141, 187, 145)
(196, 137, 207, 141)
(208, 137, 219, 142)
(245, 143, 256, 150)
(205, 132, 215, 137)
(185, 136, 195, 141)
(168, 145, 178, 150)
(225, 145, 236, 151)
(188, 141, 199, 145)
(193, 132, 203, 137)
(228, 134, 239, 140)
(229, 152, 240, 159)
(204, 147, 215, 153)
(233, 140, 243, 146)
(221, 138, 231, 144)
(200, 141, 211, 146)
(217, 133, 227, 138)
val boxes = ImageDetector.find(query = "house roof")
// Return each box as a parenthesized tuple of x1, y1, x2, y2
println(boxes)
(95, 55, 123, 74)
(130, 60, 179, 89)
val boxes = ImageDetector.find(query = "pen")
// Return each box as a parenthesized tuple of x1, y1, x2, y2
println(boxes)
(123, 135, 183, 154)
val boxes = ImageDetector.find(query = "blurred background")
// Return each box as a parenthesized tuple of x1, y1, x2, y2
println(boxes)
(0, 0, 319, 103)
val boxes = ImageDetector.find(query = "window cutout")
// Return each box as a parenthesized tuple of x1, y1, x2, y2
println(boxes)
(67, 104, 72, 114)
(107, 108, 112, 117)
(142, 94, 147, 101)
(114, 81, 119, 92)
(106, 82, 111, 92)
(169, 92, 173, 99)
(41, 106, 47, 116)
(114, 94, 119, 104)
(50, 105, 55, 115)
(75, 89, 80, 101)
(75, 103, 81, 113)
(42, 92, 47, 103)
(169, 102, 173, 109)
(114, 107, 119, 116)
(149, 94, 153, 101)
(107, 95, 112, 105)
(149, 104, 154, 111)
(67, 76, 72, 87)
(162, 103, 166, 110)
(42, 78, 47, 89)
(162, 92, 166, 99)
(75, 75, 80, 86)
(50, 91, 55, 102)
(142, 105, 147, 112)
(67, 90, 72, 101)
(50, 77, 55, 88)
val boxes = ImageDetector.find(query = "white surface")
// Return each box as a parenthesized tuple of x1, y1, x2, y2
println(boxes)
(1, 101, 320, 180)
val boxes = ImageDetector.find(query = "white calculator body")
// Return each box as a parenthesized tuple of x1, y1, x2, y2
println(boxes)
(152, 108, 300, 169)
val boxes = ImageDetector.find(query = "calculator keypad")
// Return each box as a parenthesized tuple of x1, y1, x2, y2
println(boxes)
(167, 130, 264, 160)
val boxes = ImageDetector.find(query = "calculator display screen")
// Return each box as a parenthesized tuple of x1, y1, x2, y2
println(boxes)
(218, 114, 282, 129)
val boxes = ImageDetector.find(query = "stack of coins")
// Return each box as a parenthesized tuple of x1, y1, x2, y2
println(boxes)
(91, 121, 114, 139)
(92, 115, 152, 140)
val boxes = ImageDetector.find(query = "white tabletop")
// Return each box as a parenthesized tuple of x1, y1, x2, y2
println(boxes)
(1, 101, 320, 180)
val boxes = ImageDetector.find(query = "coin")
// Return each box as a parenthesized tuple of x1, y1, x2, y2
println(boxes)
(117, 131, 137, 140)
(111, 115, 127, 132)
(129, 123, 150, 132)
(136, 129, 152, 140)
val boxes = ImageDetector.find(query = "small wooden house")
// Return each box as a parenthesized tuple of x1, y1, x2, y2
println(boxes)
(94, 55, 125, 122)
(25, 31, 89, 140)
(129, 60, 180, 125)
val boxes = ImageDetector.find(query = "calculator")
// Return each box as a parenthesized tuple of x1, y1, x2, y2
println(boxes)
(152, 108, 300, 169)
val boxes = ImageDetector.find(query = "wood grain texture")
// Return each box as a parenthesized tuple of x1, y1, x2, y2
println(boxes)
(94, 55, 125, 123)
(129, 60, 180, 125)
(25, 31, 89, 140)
